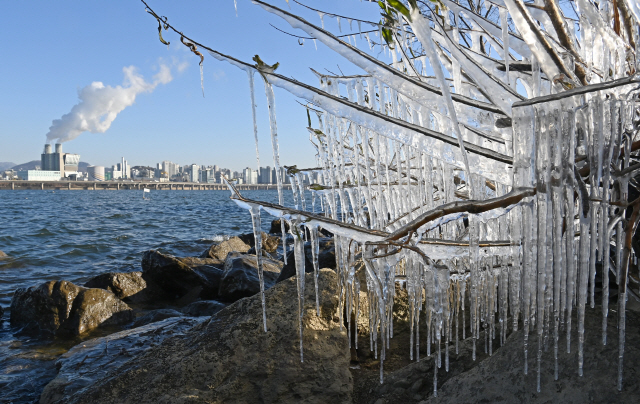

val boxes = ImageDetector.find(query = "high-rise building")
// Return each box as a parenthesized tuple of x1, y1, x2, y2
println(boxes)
(161, 160, 178, 178)
(259, 166, 272, 184)
(243, 167, 258, 184)
(190, 164, 199, 183)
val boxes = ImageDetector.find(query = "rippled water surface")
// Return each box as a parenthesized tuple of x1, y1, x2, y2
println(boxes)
(0, 189, 296, 403)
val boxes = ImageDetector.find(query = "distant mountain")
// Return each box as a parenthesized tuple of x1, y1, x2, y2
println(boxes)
(10, 160, 40, 171)
(0, 162, 16, 171)
(9, 160, 92, 172)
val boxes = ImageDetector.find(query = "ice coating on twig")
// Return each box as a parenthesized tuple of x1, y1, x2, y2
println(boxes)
(144, 0, 640, 395)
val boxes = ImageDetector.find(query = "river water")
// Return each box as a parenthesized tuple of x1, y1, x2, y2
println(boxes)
(0, 189, 302, 403)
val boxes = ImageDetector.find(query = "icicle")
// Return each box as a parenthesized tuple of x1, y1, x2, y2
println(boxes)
(408, 7, 474, 198)
(499, 7, 510, 87)
(291, 217, 306, 362)
(247, 70, 260, 169)
(233, 0, 238, 17)
(337, 16, 341, 32)
(318, 12, 325, 29)
(309, 225, 321, 316)
(200, 63, 205, 97)
(250, 205, 268, 332)
(261, 79, 287, 265)
(532, 56, 541, 98)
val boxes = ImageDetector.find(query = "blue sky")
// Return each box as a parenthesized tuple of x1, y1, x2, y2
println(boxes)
(0, 0, 383, 170)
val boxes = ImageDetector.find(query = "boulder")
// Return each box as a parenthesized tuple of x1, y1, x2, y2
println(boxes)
(238, 231, 281, 253)
(277, 238, 336, 283)
(218, 252, 282, 301)
(414, 308, 640, 404)
(178, 256, 224, 268)
(0, 250, 8, 259)
(269, 218, 291, 234)
(40, 317, 206, 404)
(177, 257, 225, 289)
(200, 236, 250, 260)
(10, 280, 133, 338)
(84, 272, 147, 300)
(133, 309, 184, 327)
(49, 269, 352, 404)
(141, 250, 218, 300)
(180, 300, 226, 317)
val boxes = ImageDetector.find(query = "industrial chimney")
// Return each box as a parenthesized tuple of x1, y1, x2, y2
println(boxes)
(55, 143, 62, 154)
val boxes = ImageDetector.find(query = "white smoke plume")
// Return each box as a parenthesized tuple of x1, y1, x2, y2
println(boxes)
(46, 64, 173, 143)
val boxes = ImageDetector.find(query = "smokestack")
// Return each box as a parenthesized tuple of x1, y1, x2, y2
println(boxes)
(55, 143, 62, 154)
(44, 144, 52, 154)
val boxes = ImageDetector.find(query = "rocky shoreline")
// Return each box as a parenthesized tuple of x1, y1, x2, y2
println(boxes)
(1, 225, 639, 403)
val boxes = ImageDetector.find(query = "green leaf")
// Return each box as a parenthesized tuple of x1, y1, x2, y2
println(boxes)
(382, 27, 395, 48)
(387, 0, 412, 22)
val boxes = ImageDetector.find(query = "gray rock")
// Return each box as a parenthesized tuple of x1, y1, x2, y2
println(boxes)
(238, 231, 281, 253)
(269, 218, 291, 234)
(277, 238, 336, 283)
(200, 236, 250, 260)
(10, 280, 133, 338)
(84, 272, 147, 300)
(142, 250, 218, 300)
(180, 300, 226, 317)
(218, 252, 282, 301)
(48, 269, 351, 404)
(40, 317, 205, 404)
(178, 257, 225, 291)
(178, 256, 224, 269)
(133, 309, 184, 327)
(415, 308, 640, 403)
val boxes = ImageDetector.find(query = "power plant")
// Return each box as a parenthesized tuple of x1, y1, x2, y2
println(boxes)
(40, 143, 80, 179)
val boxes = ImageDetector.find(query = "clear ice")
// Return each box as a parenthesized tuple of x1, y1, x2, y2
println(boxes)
(155, 0, 640, 396)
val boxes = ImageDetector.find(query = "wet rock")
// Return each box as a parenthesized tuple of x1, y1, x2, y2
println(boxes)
(277, 238, 336, 283)
(52, 269, 351, 404)
(217, 252, 282, 302)
(141, 250, 218, 300)
(0, 250, 8, 259)
(10, 280, 133, 338)
(84, 272, 147, 300)
(238, 231, 281, 253)
(180, 300, 226, 317)
(133, 309, 183, 327)
(200, 236, 250, 260)
(0, 305, 4, 320)
(40, 317, 205, 404)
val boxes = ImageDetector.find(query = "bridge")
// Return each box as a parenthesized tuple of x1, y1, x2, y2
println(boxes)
(0, 180, 291, 191)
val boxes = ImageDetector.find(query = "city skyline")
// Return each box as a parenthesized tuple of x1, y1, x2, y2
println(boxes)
(0, 1, 381, 171)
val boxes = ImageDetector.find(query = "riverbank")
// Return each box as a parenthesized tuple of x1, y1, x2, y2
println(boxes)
(0, 189, 304, 402)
